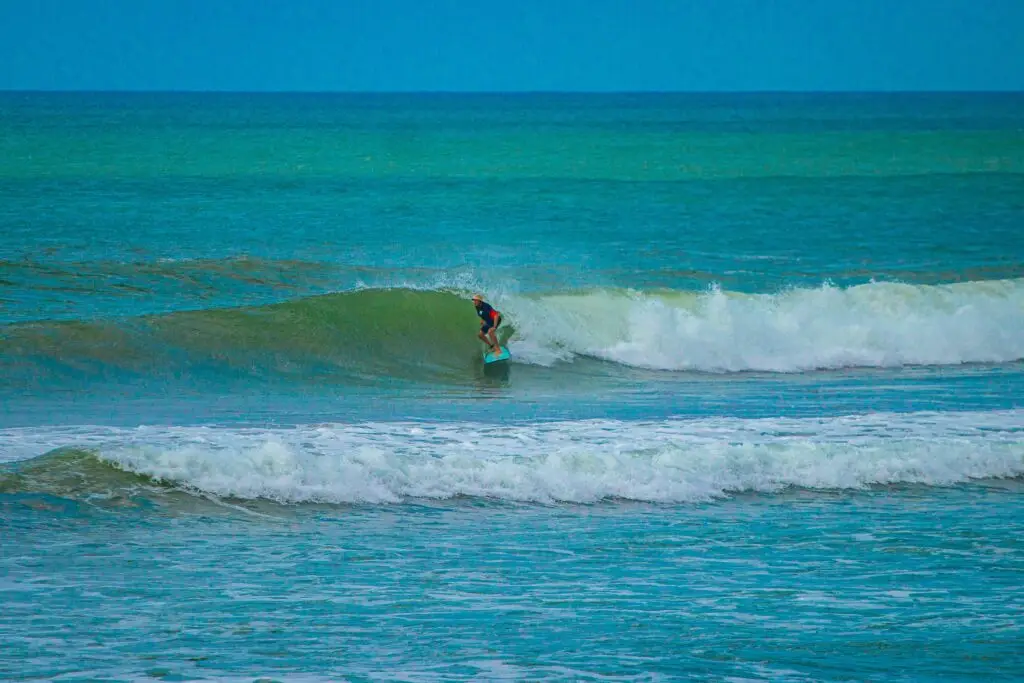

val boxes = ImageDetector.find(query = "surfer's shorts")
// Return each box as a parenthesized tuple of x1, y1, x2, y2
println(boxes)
(481, 315, 502, 334)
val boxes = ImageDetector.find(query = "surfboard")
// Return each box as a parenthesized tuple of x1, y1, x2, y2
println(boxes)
(483, 346, 511, 364)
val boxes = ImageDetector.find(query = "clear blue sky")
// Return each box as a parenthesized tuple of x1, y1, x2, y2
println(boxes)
(1, 0, 1021, 92)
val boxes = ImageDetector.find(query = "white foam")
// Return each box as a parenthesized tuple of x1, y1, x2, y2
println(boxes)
(3, 410, 1021, 503)
(499, 279, 1024, 371)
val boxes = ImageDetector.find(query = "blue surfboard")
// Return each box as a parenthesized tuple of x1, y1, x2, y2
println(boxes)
(483, 346, 511, 364)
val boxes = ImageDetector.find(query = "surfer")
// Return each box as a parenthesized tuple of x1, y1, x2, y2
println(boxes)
(472, 294, 502, 355)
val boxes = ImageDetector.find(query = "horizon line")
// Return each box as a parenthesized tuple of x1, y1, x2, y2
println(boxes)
(1, 88, 1023, 96)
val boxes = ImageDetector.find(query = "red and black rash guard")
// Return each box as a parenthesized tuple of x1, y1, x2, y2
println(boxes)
(475, 301, 501, 329)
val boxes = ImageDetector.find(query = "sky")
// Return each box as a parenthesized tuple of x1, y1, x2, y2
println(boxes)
(0, 0, 1021, 92)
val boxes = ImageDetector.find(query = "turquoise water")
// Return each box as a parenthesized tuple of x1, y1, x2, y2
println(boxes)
(2, 92, 1023, 681)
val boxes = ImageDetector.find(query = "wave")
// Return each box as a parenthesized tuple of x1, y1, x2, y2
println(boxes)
(2, 411, 1022, 505)
(1, 278, 1023, 384)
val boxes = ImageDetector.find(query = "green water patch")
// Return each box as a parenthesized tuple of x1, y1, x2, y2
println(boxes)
(0, 288, 497, 387)
(0, 448, 168, 509)
(5, 126, 1024, 181)
(146, 288, 488, 381)
(0, 447, 303, 516)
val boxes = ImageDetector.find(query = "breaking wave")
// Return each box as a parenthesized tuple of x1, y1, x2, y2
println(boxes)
(3, 410, 1022, 505)
(1, 278, 1022, 385)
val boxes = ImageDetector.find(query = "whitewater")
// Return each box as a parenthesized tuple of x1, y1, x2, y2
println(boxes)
(4, 410, 1023, 505)
(498, 279, 1024, 371)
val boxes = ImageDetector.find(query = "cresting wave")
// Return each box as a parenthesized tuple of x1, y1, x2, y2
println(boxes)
(504, 278, 1024, 371)
(1, 278, 1022, 382)
(2, 410, 1022, 505)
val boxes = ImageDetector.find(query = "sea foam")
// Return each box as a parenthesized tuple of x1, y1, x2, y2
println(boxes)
(4, 410, 1021, 504)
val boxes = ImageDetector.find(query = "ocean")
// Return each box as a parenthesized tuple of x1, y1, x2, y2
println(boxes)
(1, 92, 1022, 681)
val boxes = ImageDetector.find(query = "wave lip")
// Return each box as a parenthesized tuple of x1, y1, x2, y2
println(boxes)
(4, 411, 1022, 505)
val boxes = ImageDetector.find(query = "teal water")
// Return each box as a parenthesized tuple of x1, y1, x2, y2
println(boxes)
(1, 92, 1023, 681)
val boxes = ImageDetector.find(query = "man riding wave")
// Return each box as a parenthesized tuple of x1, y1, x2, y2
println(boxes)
(472, 294, 503, 355)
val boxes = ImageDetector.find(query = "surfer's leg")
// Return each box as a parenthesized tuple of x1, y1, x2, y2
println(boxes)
(490, 317, 502, 352)
(480, 325, 496, 350)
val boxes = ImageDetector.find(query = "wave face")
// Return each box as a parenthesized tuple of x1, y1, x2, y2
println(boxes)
(0, 287, 483, 386)
(2, 410, 1022, 505)
(2, 278, 1022, 387)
